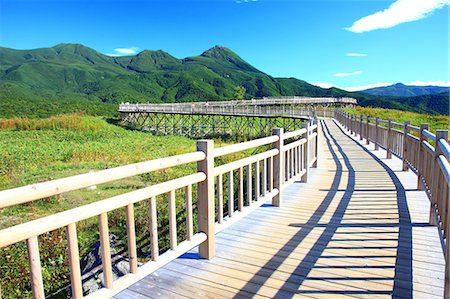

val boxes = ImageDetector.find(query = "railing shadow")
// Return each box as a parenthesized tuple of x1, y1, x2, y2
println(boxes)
(333, 119, 413, 298)
(232, 120, 356, 297)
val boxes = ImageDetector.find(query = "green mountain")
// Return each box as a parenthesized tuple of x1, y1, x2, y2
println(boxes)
(0, 43, 447, 117)
(362, 83, 449, 97)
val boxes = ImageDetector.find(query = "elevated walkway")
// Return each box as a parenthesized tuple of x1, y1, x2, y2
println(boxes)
(115, 120, 445, 298)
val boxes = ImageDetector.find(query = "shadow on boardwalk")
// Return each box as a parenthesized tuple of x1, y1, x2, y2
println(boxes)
(333, 120, 413, 298)
(231, 120, 413, 298)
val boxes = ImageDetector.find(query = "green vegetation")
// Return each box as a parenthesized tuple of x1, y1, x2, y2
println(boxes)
(0, 114, 198, 297)
(2, 43, 448, 118)
(344, 106, 450, 132)
(0, 113, 262, 298)
(361, 83, 449, 97)
(233, 86, 246, 100)
(0, 83, 118, 118)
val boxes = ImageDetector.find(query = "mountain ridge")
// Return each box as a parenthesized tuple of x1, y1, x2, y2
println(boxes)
(0, 43, 448, 116)
(361, 83, 449, 97)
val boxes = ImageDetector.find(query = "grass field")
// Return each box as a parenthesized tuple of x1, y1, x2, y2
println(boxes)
(0, 113, 255, 298)
(344, 106, 449, 132)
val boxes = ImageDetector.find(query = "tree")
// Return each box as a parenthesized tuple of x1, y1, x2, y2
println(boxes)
(233, 86, 246, 101)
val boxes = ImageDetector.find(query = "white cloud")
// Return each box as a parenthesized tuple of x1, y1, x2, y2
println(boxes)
(346, 0, 450, 33)
(333, 71, 362, 77)
(406, 80, 450, 86)
(236, 0, 257, 4)
(346, 53, 367, 57)
(312, 82, 334, 89)
(342, 82, 392, 92)
(106, 47, 139, 56)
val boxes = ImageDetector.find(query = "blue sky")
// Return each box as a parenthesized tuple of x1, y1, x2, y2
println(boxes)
(0, 0, 449, 91)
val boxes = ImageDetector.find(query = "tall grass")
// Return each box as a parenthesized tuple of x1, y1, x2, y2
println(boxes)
(0, 113, 107, 131)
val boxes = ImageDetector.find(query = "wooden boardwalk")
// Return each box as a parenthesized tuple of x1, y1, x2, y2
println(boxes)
(115, 119, 445, 299)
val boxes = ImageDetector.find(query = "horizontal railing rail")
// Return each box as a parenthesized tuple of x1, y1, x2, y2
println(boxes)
(0, 120, 318, 299)
(119, 97, 357, 119)
(334, 109, 449, 298)
(120, 97, 357, 110)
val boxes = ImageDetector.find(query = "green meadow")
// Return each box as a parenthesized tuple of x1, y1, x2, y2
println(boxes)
(0, 113, 253, 298)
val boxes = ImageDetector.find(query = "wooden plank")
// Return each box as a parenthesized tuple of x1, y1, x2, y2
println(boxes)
(140, 269, 232, 299)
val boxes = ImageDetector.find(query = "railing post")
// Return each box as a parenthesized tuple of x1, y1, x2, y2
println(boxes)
(417, 124, 429, 190)
(375, 117, 380, 150)
(352, 115, 356, 135)
(366, 117, 370, 145)
(346, 112, 349, 131)
(429, 130, 448, 226)
(359, 115, 363, 140)
(387, 118, 393, 159)
(313, 117, 318, 168)
(27, 236, 45, 299)
(272, 128, 284, 207)
(350, 115, 354, 135)
(402, 120, 411, 171)
(302, 122, 309, 182)
(348, 113, 351, 131)
(66, 223, 83, 299)
(197, 139, 215, 259)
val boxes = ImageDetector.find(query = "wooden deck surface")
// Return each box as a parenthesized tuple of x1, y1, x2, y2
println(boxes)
(115, 119, 445, 299)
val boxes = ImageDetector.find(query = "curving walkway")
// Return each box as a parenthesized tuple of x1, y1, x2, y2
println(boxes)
(115, 119, 445, 299)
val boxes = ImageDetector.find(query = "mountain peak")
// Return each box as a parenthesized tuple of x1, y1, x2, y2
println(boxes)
(201, 45, 237, 59)
(393, 83, 406, 87)
(53, 43, 90, 50)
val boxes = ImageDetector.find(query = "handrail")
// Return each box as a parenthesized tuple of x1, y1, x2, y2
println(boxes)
(0, 151, 205, 209)
(0, 173, 206, 248)
(283, 128, 307, 140)
(438, 156, 450, 184)
(423, 129, 436, 142)
(333, 109, 449, 298)
(119, 97, 357, 110)
(438, 139, 450, 160)
(0, 120, 319, 298)
(213, 135, 278, 157)
(214, 149, 279, 176)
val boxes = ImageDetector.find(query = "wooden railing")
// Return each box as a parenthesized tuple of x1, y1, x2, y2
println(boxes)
(0, 121, 318, 299)
(119, 97, 356, 118)
(334, 110, 450, 298)
(120, 97, 356, 111)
